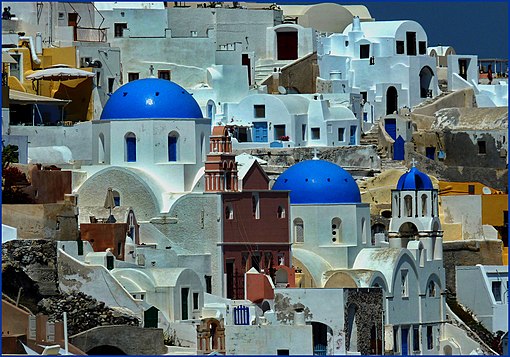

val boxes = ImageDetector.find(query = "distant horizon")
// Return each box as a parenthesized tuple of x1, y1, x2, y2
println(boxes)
(274, 1, 509, 59)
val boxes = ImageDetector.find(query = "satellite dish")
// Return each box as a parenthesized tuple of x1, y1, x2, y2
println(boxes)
(482, 187, 491, 195)
(278, 86, 287, 95)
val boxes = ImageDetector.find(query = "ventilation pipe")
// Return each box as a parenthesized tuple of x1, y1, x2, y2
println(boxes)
(35, 32, 43, 55)
(20, 36, 41, 65)
(352, 16, 361, 31)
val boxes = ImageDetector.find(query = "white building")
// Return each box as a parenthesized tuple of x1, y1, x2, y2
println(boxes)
(318, 17, 439, 128)
(456, 265, 508, 333)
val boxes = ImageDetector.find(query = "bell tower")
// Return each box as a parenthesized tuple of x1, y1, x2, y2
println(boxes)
(205, 126, 239, 192)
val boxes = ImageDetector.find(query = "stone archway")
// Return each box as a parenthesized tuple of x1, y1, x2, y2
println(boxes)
(196, 318, 225, 355)
(419, 66, 434, 98)
(386, 86, 398, 115)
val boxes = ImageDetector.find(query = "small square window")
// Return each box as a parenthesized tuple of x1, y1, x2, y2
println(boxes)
(478, 141, 486, 154)
(254, 105, 265, 118)
(114, 23, 128, 38)
(311, 128, 320, 140)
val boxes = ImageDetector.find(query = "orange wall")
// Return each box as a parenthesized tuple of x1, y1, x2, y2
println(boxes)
(482, 194, 508, 226)
(80, 223, 128, 259)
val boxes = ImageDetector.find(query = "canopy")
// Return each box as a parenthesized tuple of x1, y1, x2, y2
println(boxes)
(26, 67, 95, 81)
(9, 90, 70, 105)
(2, 51, 17, 64)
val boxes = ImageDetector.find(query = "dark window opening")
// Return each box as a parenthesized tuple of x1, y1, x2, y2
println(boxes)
(128, 72, 139, 82)
(277, 350, 290, 355)
(413, 326, 420, 352)
(338, 127, 345, 141)
(251, 254, 260, 272)
(114, 23, 128, 38)
(419, 41, 427, 55)
(158, 70, 171, 80)
(205, 275, 212, 294)
(468, 185, 475, 195)
(492, 281, 502, 301)
(108, 78, 115, 94)
(406, 32, 417, 55)
(193, 292, 199, 310)
(311, 127, 320, 140)
(396, 40, 405, 54)
(254, 105, 265, 118)
(360, 44, 370, 59)
(427, 326, 433, 350)
(361, 91, 368, 102)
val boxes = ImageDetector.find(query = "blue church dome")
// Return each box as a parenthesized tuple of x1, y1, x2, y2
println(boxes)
(272, 159, 361, 204)
(396, 166, 433, 190)
(100, 78, 203, 120)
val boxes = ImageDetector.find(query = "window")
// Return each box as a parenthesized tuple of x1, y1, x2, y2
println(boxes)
(158, 70, 171, 80)
(468, 184, 475, 195)
(360, 44, 370, 59)
(404, 195, 413, 217)
(125, 132, 137, 162)
(128, 72, 139, 82)
(252, 193, 260, 219)
(254, 105, 265, 118)
(302, 124, 307, 141)
(327, 124, 333, 134)
(331, 217, 342, 243)
(294, 218, 304, 243)
(168, 132, 179, 161)
(108, 78, 115, 94)
(277, 205, 285, 219)
(413, 326, 420, 352)
(406, 32, 417, 55)
(401, 270, 409, 297)
(338, 128, 345, 141)
(114, 23, 128, 37)
(225, 205, 233, 220)
(492, 281, 502, 302)
(274, 124, 286, 140)
(419, 41, 427, 55)
(277, 350, 289, 355)
(393, 326, 399, 353)
(421, 194, 428, 216)
(428, 281, 436, 297)
(396, 41, 405, 54)
(113, 190, 120, 206)
(477, 141, 486, 154)
(96, 71, 101, 87)
(361, 91, 368, 102)
(205, 275, 212, 294)
(311, 128, 320, 140)
(193, 292, 199, 310)
(427, 326, 433, 350)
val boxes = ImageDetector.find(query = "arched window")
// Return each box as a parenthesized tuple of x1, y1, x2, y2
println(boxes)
(331, 217, 342, 243)
(361, 217, 367, 244)
(404, 195, 413, 217)
(421, 194, 428, 216)
(294, 218, 304, 243)
(168, 131, 179, 162)
(428, 280, 436, 297)
(277, 205, 285, 219)
(394, 194, 400, 218)
(112, 190, 120, 206)
(225, 204, 233, 220)
(252, 193, 260, 219)
(125, 132, 136, 162)
(98, 133, 105, 163)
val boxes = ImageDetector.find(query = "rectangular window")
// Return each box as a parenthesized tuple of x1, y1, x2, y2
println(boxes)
(361, 91, 368, 102)
(254, 105, 265, 118)
(406, 32, 417, 55)
(478, 141, 486, 154)
(108, 78, 115, 93)
(128, 72, 139, 82)
(419, 41, 427, 55)
(251, 253, 261, 272)
(181, 287, 189, 320)
(158, 70, 171, 80)
(401, 270, 409, 297)
(338, 127, 345, 141)
(413, 326, 420, 352)
(311, 128, 320, 140)
(205, 275, 212, 294)
(427, 326, 433, 350)
(302, 124, 307, 141)
(396, 41, 405, 54)
(274, 124, 286, 140)
(252, 193, 260, 219)
(393, 326, 399, 353)
(96, 71, 101, 87)
(468, 184, 475, 195)
(193, 292, 199, 310)
(114, 23, 128, 38)
(277, 350, 289, 355)
(360, 44, 370, 59)
(492, 281, 502, 302)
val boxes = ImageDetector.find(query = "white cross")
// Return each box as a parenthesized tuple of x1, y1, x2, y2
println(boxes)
(312, 147, 320, 160)
(411, 158, 417, 167)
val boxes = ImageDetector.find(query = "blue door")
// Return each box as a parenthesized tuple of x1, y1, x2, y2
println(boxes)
(126, 137, 136, 162)
(401, 327, 409, 355)
(349, 125, 357, 145)
(253, 122, 268, 142)
(394, 135, 405, 160)
(385, 119, 397, 140)
(426, 147, 435, 160)
(168, 136, 177, 161)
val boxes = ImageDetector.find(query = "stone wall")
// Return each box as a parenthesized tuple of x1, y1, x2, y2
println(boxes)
(443, 240, 503, 295)
(264, 53, 319, 94)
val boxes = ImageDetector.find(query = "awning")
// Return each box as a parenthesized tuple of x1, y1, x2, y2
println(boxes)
(26, 67, 95, 81)
(2, 51, 17, 64)
(9, 90, 71, 105)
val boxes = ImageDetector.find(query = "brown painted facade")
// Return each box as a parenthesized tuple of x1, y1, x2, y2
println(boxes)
(25, 165, 72, 203)
(80, 223, 128, 260)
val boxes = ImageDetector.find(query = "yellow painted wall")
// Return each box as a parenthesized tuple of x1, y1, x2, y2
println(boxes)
(441, 223, 463, 242)
(438, 181, 503, 196)
(481, 194, 508, 226)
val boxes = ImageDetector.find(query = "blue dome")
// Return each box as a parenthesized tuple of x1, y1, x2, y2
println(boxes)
(100, 78, 203, 120)
(272, 160, 361, 204)
(397, 166, 433, 190)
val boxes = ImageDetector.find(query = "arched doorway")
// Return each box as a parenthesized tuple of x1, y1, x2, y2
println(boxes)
(276, 28, 298, 60)
(87, 345, 126, 355)
(419, 66, 434, 98)
(386, 86, 398, 115)
(311, 321, 332, 355)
